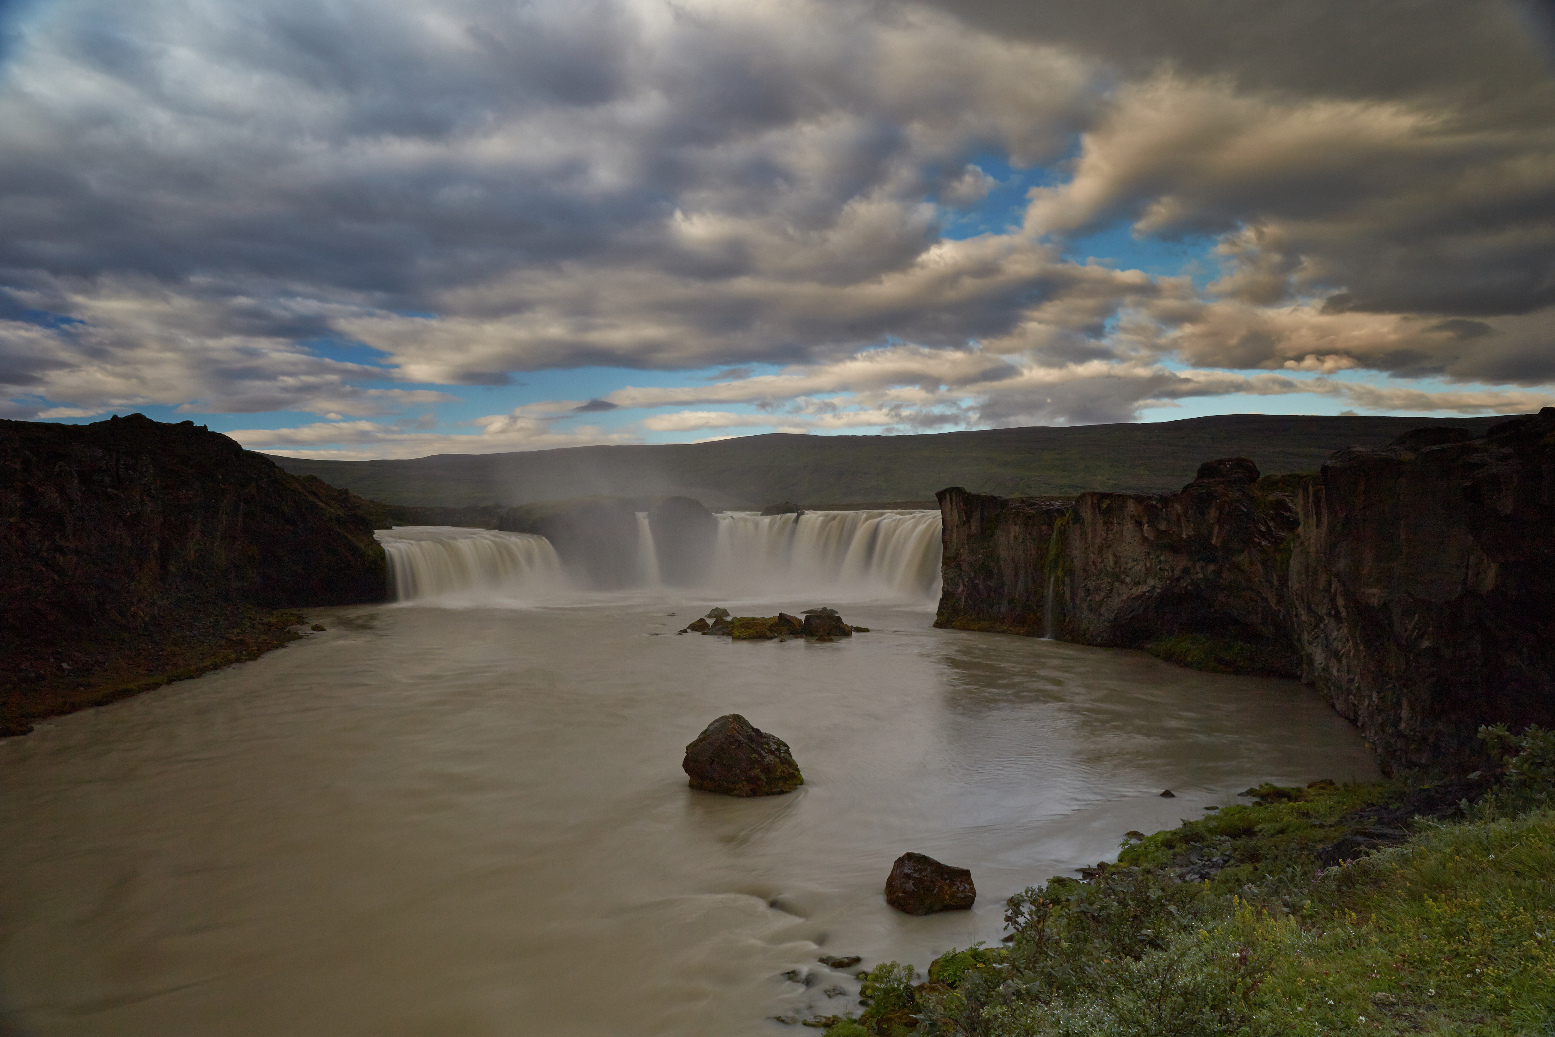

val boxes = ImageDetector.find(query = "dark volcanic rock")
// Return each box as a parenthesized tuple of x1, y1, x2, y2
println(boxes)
(933, 410, 1555, 769)
(1287, 408, 1555, 767)
(682, 714, 804, 796)
(884, 852, 976, 915)
(802, 612, 852, 638)
(0, 413, 388, 730)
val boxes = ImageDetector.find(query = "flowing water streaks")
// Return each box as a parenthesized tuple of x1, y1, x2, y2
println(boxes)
(377, 526, 564, 602)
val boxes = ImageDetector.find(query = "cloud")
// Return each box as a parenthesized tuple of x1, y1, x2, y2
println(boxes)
(0, 281, 461, 419)
(230, 415, 633, 460)
(1, 0, 1551, 440)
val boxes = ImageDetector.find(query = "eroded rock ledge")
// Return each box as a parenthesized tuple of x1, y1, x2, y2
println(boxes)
(936, 410, 1555, 769)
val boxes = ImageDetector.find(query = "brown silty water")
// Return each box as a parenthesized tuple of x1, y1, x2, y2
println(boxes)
(0, 519, 1379, 1036)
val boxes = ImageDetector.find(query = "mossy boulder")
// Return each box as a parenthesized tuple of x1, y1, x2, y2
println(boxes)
(682, 714, 803, 796)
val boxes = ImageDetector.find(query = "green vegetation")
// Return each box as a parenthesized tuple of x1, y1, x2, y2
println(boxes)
(818, 728, 1555, 1037)
(729, 615, 799, 639)
(1145, 633, 1298, 678)
(268, 414, 1510, 508)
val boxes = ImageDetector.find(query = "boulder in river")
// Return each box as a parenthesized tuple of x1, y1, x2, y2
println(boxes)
(683, 617, 710, 633)
(884, 852, 976, 915)
(682, 714, 804, 796)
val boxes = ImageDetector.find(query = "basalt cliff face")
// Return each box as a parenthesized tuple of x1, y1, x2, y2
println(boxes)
(1, 414, 389, 733)
(937, 411, 1555, 769)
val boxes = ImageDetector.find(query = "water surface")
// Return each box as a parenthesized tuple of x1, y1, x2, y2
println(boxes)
(0, 599, 1378, 1036)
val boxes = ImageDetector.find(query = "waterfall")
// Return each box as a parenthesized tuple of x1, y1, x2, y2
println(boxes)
(708, 510, 942, 601)
(635, 512, 661, 587)
(377, 527, 564, 603)
(374, 510, 942, 604)
(1042, 573, 1055, 639)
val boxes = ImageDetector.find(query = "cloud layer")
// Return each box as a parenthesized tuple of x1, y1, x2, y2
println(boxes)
(1, 0, 1551, 453)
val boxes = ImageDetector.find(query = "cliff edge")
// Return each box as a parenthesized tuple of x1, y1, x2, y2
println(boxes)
(1, 413, 389, 735)
(937, 410, 1555, 769)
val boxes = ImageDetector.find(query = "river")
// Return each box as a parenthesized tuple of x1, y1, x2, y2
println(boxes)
(0, 516, 1378, 1036)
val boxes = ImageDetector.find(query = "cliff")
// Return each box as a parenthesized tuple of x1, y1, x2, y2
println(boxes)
(937, 410, 1555, 769)
(1, 413, 389, 734)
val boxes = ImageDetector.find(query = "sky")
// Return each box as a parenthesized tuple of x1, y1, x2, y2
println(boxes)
(1, 0, 1553, 459)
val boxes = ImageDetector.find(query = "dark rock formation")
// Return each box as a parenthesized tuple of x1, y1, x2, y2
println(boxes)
(935, 410, 1555, 769)
(1288, 410, 1555, 766)
(802, 612, 852, 638)
(647, 496, 718, 586)
(761, 501, 802, 516)
(0, 413, 388, 732)
(819, 955, 862, 969)
(729, 614, 803, 639)
(884, 852, 976, 915)
(682, 714, 804, 796)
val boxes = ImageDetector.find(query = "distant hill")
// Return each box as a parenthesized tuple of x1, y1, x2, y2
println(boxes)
(268, 413, 1518, 509)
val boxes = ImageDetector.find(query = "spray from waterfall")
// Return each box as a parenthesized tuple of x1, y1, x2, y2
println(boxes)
(378, 527, 564, 603)
(635, 512, 661, 587)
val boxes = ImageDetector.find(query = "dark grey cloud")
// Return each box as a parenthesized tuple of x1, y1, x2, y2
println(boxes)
(0, 0, 1552, 436)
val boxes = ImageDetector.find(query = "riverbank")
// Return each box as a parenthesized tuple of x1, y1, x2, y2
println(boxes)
(0, 607, 308, 736)
(823, 727, 1555, 1036)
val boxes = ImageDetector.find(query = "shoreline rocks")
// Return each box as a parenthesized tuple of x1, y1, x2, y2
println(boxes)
(884, 852, 976, 915)
(682, 714, 804, 796)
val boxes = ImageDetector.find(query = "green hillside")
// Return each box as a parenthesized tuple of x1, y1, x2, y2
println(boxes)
(268, 413, 1515, 508)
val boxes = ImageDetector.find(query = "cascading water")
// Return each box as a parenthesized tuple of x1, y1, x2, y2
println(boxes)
(708, 510, 941, 601)
(635, 512, 662, 586)
(377, 526, 564, 603)
(374, 510, 942, 603)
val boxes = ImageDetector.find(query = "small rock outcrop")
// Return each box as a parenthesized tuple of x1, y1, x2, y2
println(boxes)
(730, 614, 803, 639)
(682, 714, 804, 796)
(801, 611, 852, 638)
(884, 852, 976, 915)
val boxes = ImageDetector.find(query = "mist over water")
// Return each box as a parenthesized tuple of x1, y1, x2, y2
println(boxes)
(0, 520, 1380, 1037)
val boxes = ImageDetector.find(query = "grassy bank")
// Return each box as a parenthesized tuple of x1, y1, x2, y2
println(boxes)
(820, 728, 1555, 1037)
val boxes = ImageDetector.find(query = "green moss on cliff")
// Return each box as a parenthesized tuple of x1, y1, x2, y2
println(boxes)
(1146, 632, 1298, 678)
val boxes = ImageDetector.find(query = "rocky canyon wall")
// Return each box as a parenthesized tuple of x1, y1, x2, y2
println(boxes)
(1, 413, 389, 732)
(937, 410, 1555, 769)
